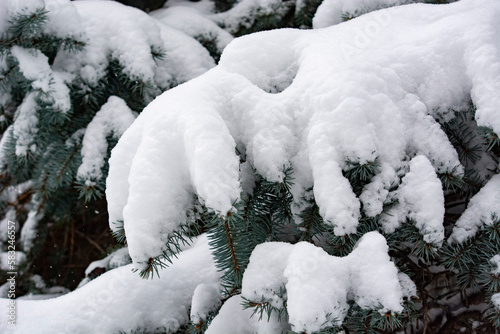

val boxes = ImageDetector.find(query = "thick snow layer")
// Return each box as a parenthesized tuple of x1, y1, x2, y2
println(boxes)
(0, 235, 219, 334)
(67, 1, 161, 85)
(450, 174, 500, 244)
(107, 0, 500, 266)
(313, 0, 413, 28)
(155, 22, 216, 87)
(49, 0, 214, 93)
(0, 0, 44, 35)
(152, 6, 233, 57)
(77, 96, 136, 183)
(240, 232, 406, 332)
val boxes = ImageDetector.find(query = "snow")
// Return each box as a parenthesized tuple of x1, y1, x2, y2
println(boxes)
(211, 0, 292, 35)
(206, 295, 287, 334)
(490, 255, 500, 275)
(384, 155, 445, 245)
(77, 96, 136, 183)
(0, 209, 17, 243)
(106, 0, 500, 267)
(152, 6, 233, 58)
(10, 46, 71, 114)
(493, 293, 500, 311)
(20, 210, 41, 252)
(84, 247, 131, 276)
(313, 0, 412, 28)
(190, 283, 222, 325)
(449, 173, 500, 244)
(239, 232, 405, 332)
(0, 235, 220, 334)
(0, 251, 26, 271)
(12, 93, 38, 157)
(44, 0, 83, 40)
(46, 0, 214, 97)
(155, 22, 216, 88)
(398, 272, 417, 299)
(69, 1, 161, 85)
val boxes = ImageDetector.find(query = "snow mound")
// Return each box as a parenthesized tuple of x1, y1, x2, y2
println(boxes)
(449, 173, 500, 244)
(78, 96, 137, 184)
(52, 1, 215, 93)
(0, 235, 219, 334)
(107, 0, 500, 267)
(231, 232, 410, 332)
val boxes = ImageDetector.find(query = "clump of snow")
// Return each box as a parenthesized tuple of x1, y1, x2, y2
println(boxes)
(10, 46, 71, 114)
(0, 235, 219, 334)
(489, 254, 500, 275)
(398, 272, 417, 299)
(190, 283, 222, 325)
(67, 1, 161, 85)
(313, 0, 413, 28)
(12, 93, 38, 157)
(84, 247, 131, 277)
(106, 0, 500, 266)
(239, 232, 406, 332)
(492, 293, 500, 311)
(155, 22, 216, 88)
(380, 155, 445, 245)
(449, 174, 500, 244)
(152, 6, 233, 58)
(211, 0, 293, 35)
(45, 0, 215, 99)
(77, 96, 136, 183)
(20, 209, 41, 252)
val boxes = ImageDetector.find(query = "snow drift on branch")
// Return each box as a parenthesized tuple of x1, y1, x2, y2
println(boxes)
(236, 231, 411, 333)
(107, 0, 500, 267)
(0, 236, 219, 334)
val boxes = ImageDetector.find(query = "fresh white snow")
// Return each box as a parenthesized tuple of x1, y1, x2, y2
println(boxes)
(77, 96, 137, 183)
(450, 173, 500, 244)
(1, 0, 499, 332)
(108, 0, 500, 267)
(0, 235, 220, 334)
(235, 232, 408, 333)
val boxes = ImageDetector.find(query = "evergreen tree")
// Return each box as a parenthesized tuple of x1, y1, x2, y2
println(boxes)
(1, 0, 499, 333)
(0, 0, 215, 295)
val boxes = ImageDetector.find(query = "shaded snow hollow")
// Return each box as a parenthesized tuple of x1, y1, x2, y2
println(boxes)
(107, 0, 500, 267)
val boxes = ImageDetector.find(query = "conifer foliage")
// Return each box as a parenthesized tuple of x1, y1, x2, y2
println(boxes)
(1, 0, 500, 333)
(0, 0, 215, 293)
(105, 0, 500, 332)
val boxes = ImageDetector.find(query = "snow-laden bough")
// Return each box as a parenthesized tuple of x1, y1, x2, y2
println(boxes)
(107, 0, 500, 268)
